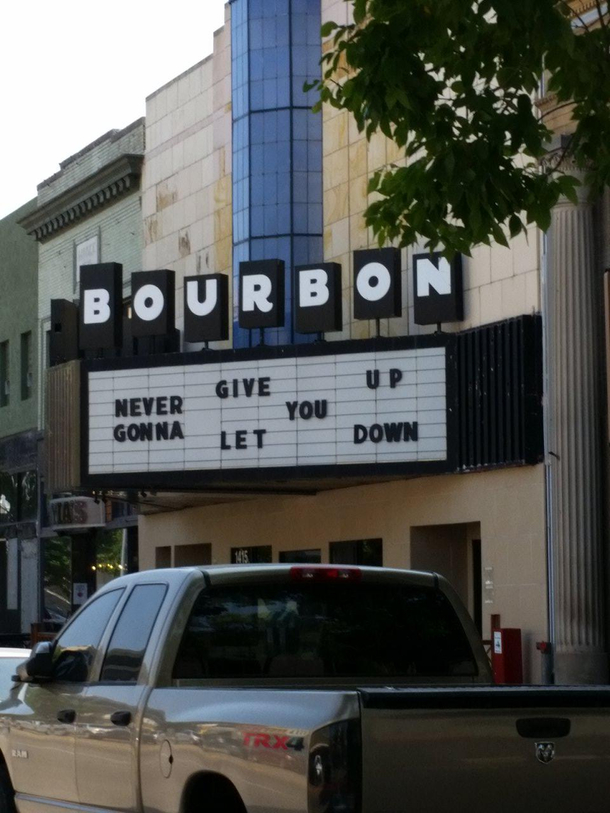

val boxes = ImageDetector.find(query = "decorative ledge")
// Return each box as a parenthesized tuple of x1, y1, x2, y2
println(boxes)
(19, 154, 144, 242)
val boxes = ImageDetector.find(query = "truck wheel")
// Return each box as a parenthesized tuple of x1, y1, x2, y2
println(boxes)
(0, 761, 16, 813)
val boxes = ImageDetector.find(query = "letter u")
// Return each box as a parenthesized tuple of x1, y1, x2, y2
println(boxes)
(314, 400, 328, 419)
(366, 370, 380, 390)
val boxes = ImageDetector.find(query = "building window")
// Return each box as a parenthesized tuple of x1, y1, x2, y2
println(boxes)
(231, 545, 272, 564)
(20, 331, 32, 400)
(0, 341, 8, 407)
(0, 472, 17, 523)
(0, 471, 37, 526)
(329, 539, 383, 567)
(279, 549, 322, 564)
(231, 0, 323, 348)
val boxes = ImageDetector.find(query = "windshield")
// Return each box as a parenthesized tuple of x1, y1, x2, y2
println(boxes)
(173, 582, 477, 680)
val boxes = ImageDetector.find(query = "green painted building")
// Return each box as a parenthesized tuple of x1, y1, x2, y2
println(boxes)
(0, 199, 40, 641)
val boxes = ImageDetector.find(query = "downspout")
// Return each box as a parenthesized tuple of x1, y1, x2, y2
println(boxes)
(539, 64, 556, 683)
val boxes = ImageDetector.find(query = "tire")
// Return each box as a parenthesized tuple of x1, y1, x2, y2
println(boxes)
(0, 760, 16, 813)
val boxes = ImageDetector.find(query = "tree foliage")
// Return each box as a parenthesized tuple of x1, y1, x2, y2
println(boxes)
(313, 0, 610, 255)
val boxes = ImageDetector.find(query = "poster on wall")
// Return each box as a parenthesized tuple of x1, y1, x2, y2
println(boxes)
(75, 235, 100, 288)
(82, 337, 455, 488)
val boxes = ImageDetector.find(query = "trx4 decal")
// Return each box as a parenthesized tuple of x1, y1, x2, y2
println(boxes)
(244, 733, 305, 751)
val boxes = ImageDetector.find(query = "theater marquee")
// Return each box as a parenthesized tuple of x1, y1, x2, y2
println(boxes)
(82, 336, 456, 488)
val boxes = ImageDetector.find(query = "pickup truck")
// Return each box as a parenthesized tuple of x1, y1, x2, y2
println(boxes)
(1, 565, 609, 813)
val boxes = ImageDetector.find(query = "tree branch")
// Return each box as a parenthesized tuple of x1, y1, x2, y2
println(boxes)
(539, 100, 576, 120)
(594, 0, 608, 32)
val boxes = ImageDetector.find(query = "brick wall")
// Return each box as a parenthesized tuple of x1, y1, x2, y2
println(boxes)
(0, 200, 39, 439)
(38, 121, 145, 205)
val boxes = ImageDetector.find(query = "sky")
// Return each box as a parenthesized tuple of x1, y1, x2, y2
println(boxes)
(0, 0, 227, 219)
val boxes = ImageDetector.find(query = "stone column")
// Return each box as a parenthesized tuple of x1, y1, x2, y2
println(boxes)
(547, 178, 608, 684)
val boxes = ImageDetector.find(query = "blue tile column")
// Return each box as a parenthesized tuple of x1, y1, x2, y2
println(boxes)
(230, 0, 323, 347)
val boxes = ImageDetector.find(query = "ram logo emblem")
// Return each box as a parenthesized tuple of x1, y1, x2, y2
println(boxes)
(535, 742, 555, 764)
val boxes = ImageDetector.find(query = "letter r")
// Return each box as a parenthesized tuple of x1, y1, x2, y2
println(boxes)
(242, 275, 273, 313)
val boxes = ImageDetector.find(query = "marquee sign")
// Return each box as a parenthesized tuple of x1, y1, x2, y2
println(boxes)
(82, 336, 456, 488)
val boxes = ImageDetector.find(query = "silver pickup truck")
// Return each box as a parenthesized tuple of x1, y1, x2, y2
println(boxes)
(1, 565, 609, 813)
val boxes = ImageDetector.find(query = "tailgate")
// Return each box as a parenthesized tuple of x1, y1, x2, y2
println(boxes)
(359, 687, 610, 813)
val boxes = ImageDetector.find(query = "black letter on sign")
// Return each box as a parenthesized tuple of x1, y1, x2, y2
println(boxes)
(170, 421, 185, 440)
(131, 270, 175, 338)
(184, 274, 229, 343)
(294, 262, 342, 334)
(405, 422, 419, 442)
(390, 369, 403, 389)
(80, 263, 123, 351)
(366, 370, 380, 390)
(353, 248, 402, 321)
(354, 425, 368, 444)
(413, 252, 463, 325)
(239, 260, 285, 330)
(253, 429, 267, 449)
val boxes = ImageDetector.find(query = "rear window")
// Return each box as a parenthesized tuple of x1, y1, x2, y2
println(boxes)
(173, 582, 477, 680)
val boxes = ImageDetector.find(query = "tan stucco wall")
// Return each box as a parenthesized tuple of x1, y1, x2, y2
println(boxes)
(139, 463, 548, 681)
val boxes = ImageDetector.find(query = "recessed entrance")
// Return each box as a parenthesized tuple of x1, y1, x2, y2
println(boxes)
(410, 523, 482, 635)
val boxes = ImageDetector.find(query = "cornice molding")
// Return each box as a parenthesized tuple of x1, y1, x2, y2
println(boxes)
(19, 154, 144, 242)
(570, 0, 601, 13)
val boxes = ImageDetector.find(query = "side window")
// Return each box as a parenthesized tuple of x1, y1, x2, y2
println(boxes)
(53, 589, 124, 683)
(100, 584, 167, 682)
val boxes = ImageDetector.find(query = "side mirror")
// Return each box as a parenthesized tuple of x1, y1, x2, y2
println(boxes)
(16, 641, 55, 683)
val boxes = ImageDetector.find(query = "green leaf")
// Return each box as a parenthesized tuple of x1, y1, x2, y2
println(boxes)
(321, 21, 340, 38)
(311, 0, 606, 256)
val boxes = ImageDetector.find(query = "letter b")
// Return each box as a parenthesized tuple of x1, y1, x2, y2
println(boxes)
(83, 289, 111, 324)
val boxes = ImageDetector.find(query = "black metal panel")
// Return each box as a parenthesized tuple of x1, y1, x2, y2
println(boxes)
(456, 315, 543, 471)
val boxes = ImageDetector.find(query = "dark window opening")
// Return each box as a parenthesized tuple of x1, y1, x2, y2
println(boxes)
(20, 331, 32, 401)
(279, 549, 321, 564)
(0, 341, 9, 407)
(330, 539, 383, 567)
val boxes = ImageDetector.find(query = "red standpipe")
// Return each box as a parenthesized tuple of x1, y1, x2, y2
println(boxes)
(491, 628, 523, 684)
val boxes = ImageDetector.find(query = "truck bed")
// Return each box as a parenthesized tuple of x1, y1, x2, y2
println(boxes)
(360, 686, 610, 813)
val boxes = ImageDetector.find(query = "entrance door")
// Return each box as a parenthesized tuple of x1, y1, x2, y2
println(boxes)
(410, 523, 482, 630)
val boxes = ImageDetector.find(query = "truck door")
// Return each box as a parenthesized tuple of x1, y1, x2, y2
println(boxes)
(7, 588, 125, 808)
(76, 583, 167, 811)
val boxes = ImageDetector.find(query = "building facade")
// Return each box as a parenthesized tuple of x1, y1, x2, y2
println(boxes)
(39, 0, 610, 685)
(0, 200, 40, 642)
(20, 121, 145, 622)
(95, 1, 547, 682)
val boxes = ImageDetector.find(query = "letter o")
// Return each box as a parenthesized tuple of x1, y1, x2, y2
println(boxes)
(133, 284, 165, 322)
(299, 401, 314, 420)
(127, 424, 140, 442)
(356, 262, 391, 302)
(369, 424, 383, 443)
